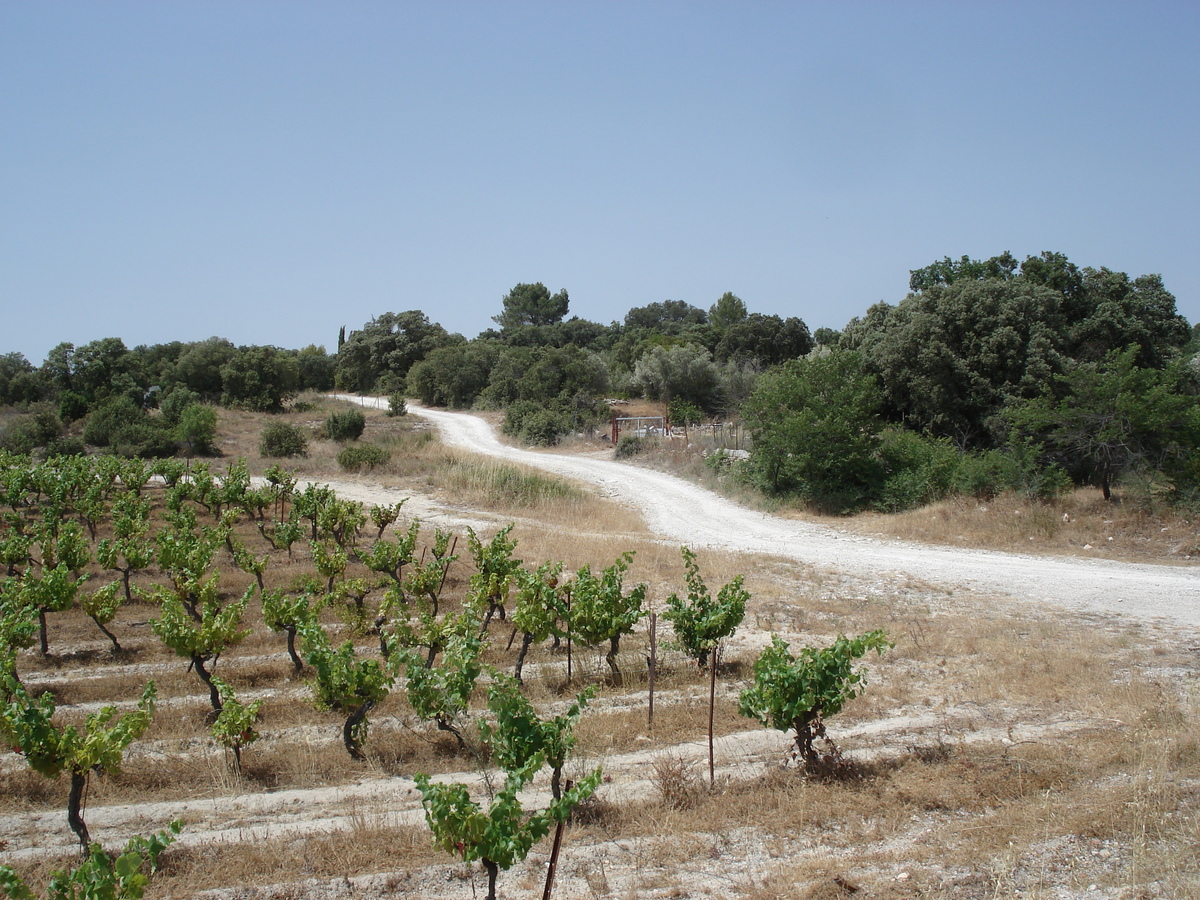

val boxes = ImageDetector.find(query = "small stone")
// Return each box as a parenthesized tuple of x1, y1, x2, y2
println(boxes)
(896, 872, 910, 882)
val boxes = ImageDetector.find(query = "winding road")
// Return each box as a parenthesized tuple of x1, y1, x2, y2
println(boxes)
(340, 397, 1200, 628)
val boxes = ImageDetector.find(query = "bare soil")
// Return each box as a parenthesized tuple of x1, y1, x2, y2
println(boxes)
(4, 399, 1198, 899)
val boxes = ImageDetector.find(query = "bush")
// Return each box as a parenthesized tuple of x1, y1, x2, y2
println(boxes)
(177, 403, 217, 456)
(387, 393, 407, 417)
(503, 401, 572, 446)
(876, 429, 958, 513)
(615, 436, 647, 458)
(260, 422, 308, 458)
(337, 443, 391, 472)
(0, 405, 62, 454)
(326, 408, 366, 442)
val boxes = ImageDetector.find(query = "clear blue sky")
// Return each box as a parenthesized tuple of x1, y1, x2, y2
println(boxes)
(3, 2, 1198, 364)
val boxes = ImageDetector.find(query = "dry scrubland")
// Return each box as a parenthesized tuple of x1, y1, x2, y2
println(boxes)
(3, 397, 1198, 899)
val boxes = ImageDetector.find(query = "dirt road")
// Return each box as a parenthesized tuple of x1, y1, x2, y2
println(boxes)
(340, 396, 1200, 628)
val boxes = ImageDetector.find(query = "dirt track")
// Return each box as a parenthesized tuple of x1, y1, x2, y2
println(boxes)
(336, 396, 1200, 629)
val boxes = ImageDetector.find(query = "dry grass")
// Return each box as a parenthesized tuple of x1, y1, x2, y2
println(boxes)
(4, 405, 1199, 898)
(842, 487, 1200, 564)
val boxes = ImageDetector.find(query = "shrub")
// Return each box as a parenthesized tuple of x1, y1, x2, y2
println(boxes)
(387, 393, 408, 417)
(337, 443, 391, 472)
(325, 408, 366, 442)
(0, 405, 62, 454)
(260, 422, 308, 458)
(177, 403, 217, 456)
(739, 630, 892, 773)
(615, 435, 647, 459)
(520, 410, 571, 446)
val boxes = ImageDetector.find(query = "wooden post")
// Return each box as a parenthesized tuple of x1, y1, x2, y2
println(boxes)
(647, 613, 657, 730)
(541, 780, 572, 900)
(708, 645, 717, 789)
(565, 588, 572, 684)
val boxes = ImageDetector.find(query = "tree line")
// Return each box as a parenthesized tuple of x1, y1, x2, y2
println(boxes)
(2, 251, 1198, 512)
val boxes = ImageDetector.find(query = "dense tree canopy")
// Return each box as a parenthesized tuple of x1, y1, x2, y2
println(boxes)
(492, 283, 571, 331)
(742, 349, 885, 513)
(848, 251, 1192, 448)
(335, 311, 455, 393)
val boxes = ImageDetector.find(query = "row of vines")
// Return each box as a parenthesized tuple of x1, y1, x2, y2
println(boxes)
(0, 449, 888, 900)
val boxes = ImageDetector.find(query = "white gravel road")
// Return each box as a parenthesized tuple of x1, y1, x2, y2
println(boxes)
(338, 396, 1200, 628)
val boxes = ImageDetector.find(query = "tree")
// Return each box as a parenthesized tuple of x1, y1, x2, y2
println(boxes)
(219, 345, 299, 412)
(715, 313, 813, 366)
(406, 342, 498, 409)
(1006, 347, 1200, 500)
(623, 300, 707, 332)
(493, 283, 570, 331)
(177, 403, 217, 456)
(631, 343, 721, 412)
(173, 337, 237, 402)
(708, 292, 748, 332)
(335, 311, 455, 393)
(742, 350, 885, 512)
(738, 631, 891, 772)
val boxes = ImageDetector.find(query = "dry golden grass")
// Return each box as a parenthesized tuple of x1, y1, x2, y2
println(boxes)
(5, 405, 1200, 898)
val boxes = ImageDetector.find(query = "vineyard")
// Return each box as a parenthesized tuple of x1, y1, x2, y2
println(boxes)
(1, 434, 1198, 899)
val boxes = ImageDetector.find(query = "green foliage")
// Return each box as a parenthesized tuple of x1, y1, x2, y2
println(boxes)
(0, 406, 64, 455)
(668, 397, 703, 430)
(480, 677, 595, 800)
(632, 343, 721, 412)
(853, 252, 1191, 448)
(0, 822, 180, 900)
(398, 631, 483, 746)
(387, 393, 408, 416)
(1006, 346, 1200, 500)
(83, 397, 176, 459)
(209, 676, 262, 773)
(406, 342, 496, 409)
(486, 344, 609, 443)
(335, 310, 454, 394)
(158, 386, 201, 426)
(501, 403, 572, 446)
(663, 547, 748, 670)
(466, 525, 522, 626)
(299, 620, 393, 759)
(614, 435, 647, 459)
(219, 345, 299, 412)
(414, 767, 601, 900)
(259, 422, 308, 458)
(738, 631, 892, 771)
(493, 282, 570, 331)
(0, 677, 157, 850)
(325, 408, 366, 442)
(742, 350, 884, 513)
(510, 561, 566, 681)
(149, 580, 252, 713)
(566, 552, 647, 686)
(336, 443, 391, 472)
(176, 404, 217, 456)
